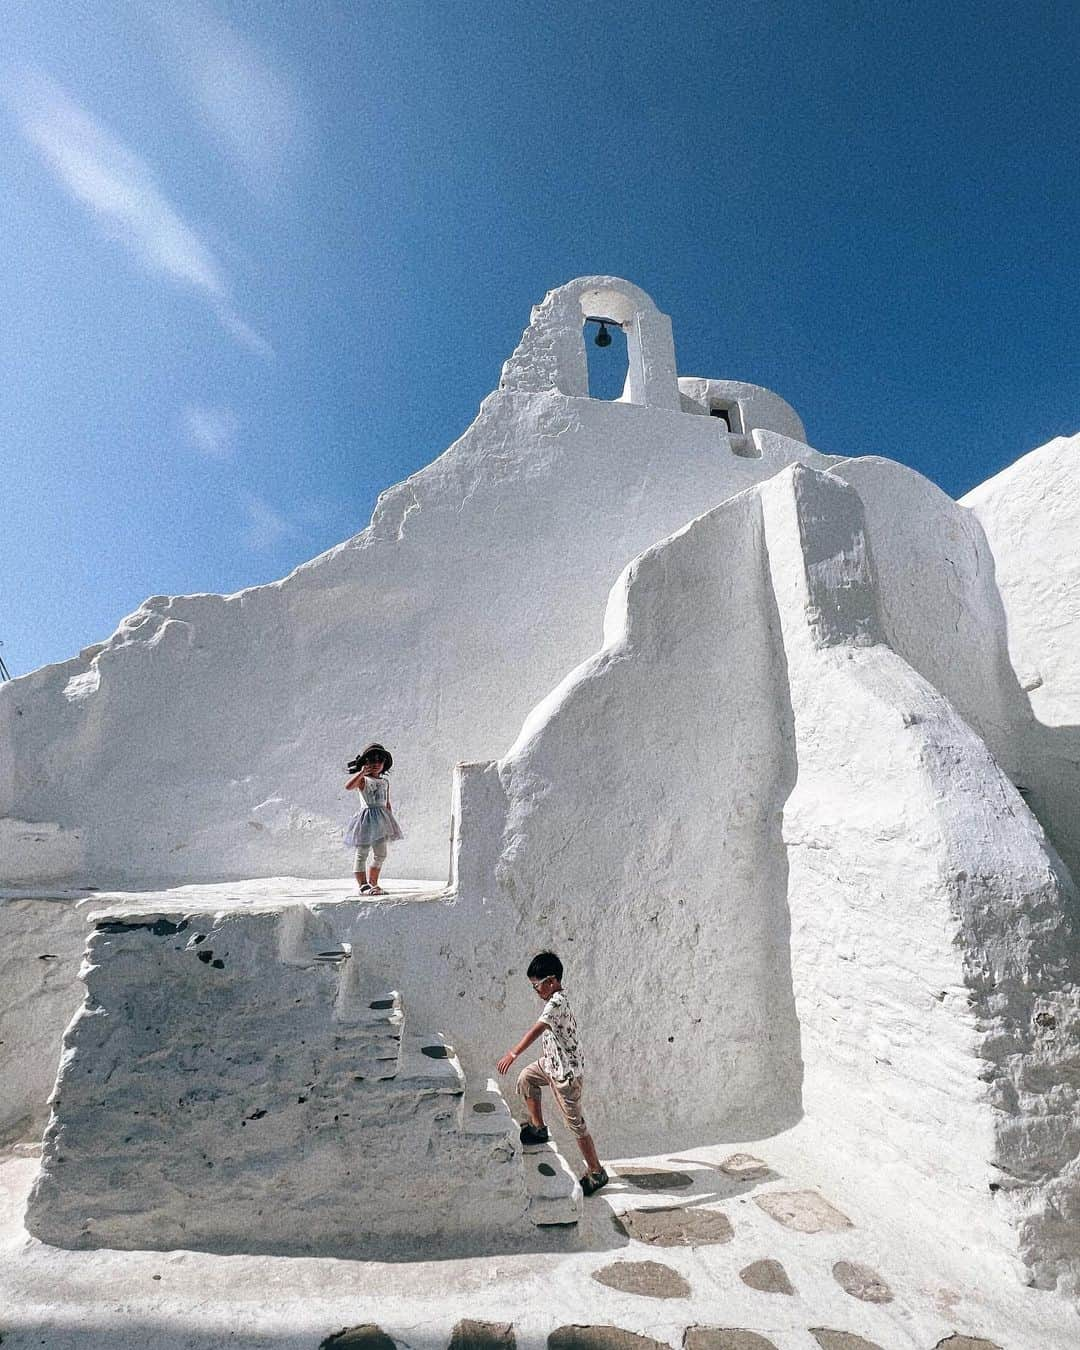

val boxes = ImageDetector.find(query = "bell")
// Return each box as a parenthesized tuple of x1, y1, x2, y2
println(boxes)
(594, 322, 612, 348)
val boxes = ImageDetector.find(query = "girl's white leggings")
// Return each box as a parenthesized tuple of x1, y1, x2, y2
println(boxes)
(354, 838, 388, 870)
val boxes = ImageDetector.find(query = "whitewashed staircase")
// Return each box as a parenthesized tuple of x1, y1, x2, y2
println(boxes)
(27, 905, 580, 1259)
(325, 955, 582, 1229)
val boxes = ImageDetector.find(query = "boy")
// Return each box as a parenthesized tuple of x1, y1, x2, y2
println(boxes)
(496, 951, 608, 1196)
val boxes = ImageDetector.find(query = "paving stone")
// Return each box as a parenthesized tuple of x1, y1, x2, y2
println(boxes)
(933, 1338, 1003, 1350)
(684, 1330, 779, 1350)
(718, 1153, 773, 1181)
(590, 1259, 692, 1298)
(449, 1319, 516, 1350)
(832, 1259, 893, 1303)
(616, 1166, 694, 1191)
(738, 1258, 794, 1294)
(613, 1205, 734, 1246)
(809, 1331, 885, 1350)
(753, 1189, 853, 1233)
(321, 1326, 398, 1350)
(548, 1327, 669, 1350)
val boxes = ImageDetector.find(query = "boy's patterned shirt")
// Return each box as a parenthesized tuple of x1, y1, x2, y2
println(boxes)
(539, 991, 584, 1084)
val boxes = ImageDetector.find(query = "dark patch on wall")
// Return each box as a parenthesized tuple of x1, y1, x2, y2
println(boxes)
(98, 918, 189, 937)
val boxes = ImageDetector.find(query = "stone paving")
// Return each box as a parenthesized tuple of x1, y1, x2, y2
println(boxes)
(0, 1135, 1072, 1348)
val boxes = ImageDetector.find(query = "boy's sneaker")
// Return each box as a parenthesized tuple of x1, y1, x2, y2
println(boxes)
(580, 1167, 609, 1197)
(519, 1123, 549, 1146)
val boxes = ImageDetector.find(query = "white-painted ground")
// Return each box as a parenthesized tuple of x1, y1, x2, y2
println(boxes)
(72, 876, 443, 912)
(2, 1130, 1075, 1350)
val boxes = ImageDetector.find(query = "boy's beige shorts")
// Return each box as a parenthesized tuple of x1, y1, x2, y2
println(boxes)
(516, 1060, 588, 1138)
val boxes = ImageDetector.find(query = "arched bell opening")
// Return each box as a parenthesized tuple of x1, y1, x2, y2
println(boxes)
(499, 277, 680, 410)
(577, 286, 650, 406)
(583, 315, 630, 400)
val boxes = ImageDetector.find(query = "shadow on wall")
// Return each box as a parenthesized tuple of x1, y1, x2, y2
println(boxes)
(1017, 726, 1080, 923)
(973, 539, 1080, 912)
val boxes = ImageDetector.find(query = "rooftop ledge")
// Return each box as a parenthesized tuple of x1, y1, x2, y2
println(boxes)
(0, 876, 447, 919)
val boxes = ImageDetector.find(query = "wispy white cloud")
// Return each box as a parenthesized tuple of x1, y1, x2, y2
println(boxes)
(185, 403, 239, 457)
(216, 308, 274, 361)
(4, 71, 272, 357)
(242, 494, 296, 551)
(154, 4, 300, 191)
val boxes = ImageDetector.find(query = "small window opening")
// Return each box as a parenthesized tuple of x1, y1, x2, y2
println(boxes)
(710, 401, 743, 433)
(584, 317, 629, 400)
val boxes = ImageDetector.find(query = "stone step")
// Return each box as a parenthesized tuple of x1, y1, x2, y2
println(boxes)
(394, 1032, 466, 1095)
(329, 984, 405, 1077)
(461, 1076, 581, 1227)
(460, 1075, 518, 1136)
(522, 1141, 583, 1226)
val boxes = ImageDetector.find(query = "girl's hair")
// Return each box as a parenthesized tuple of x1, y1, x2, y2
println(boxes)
(347, 742, 393, 774)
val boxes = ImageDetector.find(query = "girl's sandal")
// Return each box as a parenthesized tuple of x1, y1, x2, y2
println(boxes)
(358, 882, 373, 894)
(367, 885, 386, 896)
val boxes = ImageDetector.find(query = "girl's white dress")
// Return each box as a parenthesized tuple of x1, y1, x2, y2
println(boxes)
(344, 774, 404, 848)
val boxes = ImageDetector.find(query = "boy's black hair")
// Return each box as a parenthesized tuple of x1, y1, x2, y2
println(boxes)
(347, 742, 393, 774)
(526, 951, 562, 982)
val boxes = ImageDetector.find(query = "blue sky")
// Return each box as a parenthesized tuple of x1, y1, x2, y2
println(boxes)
(4, 1, 1078, 678)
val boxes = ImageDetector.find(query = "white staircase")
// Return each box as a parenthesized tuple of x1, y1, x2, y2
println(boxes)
(461, 1072, 582, 1226)
(327, 951, 582, 1227)
(28, 909, 580, 1258)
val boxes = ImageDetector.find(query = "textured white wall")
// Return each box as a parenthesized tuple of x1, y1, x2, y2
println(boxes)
(345, 483, 804, 1159)
(678, 378, 806, 443)
(963, 435, 1080, 892)
(964, 435, 1080, 728)
(0, 278, 830, 888)
(346, 459, 1080, 1289)
(760, 463, 1080, 1295)
(830, 455, 1030, 768)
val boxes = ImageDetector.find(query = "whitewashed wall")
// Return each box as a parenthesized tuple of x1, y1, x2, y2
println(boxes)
(346, 482, 803, 1158)
(26, 456, 1080, 1291)
(344, 460, 1080, 1291)
(760, 463, 1080, 1296)
(963, 435, 1080, 891)
(0, 277, 830, 888)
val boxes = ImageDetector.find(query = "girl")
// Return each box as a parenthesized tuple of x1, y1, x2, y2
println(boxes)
(344, 743, 404, 895)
